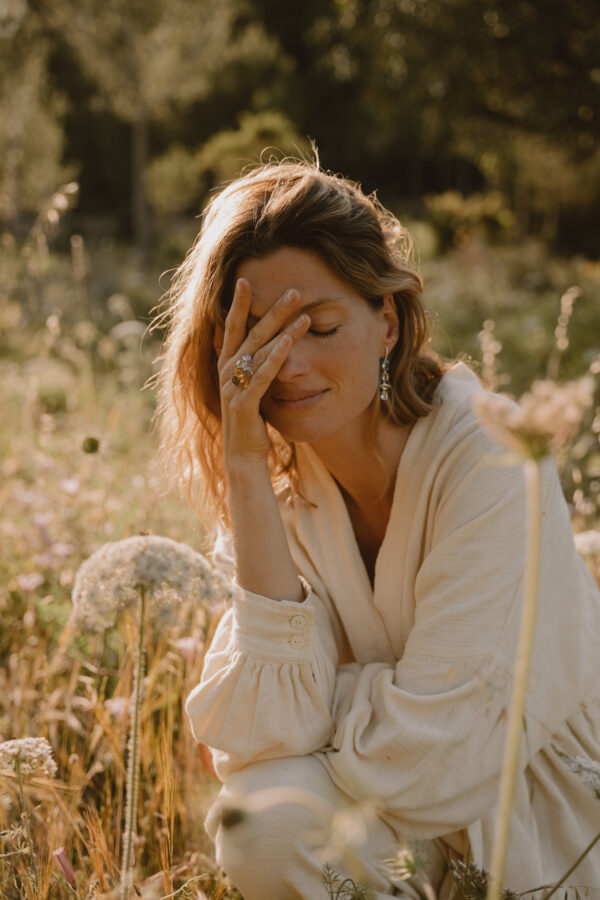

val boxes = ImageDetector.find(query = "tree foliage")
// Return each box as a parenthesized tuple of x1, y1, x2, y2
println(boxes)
(0, 4, 74, 224)
(2, 0, 598, 250)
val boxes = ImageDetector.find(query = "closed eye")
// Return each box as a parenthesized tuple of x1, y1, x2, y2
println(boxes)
(309, 327, 338, 337)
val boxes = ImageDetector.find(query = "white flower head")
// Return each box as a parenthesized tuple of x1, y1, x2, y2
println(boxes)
(472, 376, 595, 460)
(556, 749, 600, 800)
(574, 530, 600, 557)
(71, 535, 234, 633)
(0, 737, 57, 778)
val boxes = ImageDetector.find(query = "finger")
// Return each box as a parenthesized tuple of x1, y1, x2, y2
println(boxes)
(220, 278, 252, 362)
(235, 314, 311, 399)
(221, 313, 310, 392)
(249, 312, 310, 371)
(236, 287, 300, 359)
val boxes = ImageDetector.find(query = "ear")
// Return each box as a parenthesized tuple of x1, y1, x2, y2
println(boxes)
(381, 294, 400, 352)
(213, 324, 224, 357)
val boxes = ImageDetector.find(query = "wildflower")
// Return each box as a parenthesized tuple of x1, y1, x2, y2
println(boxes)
(555, 749, 600, 800)
(71, 535, 233, 632)
(60, 475, 81, 495)
(174, 635, 199, 662)
(472, 376, 595, 460)
(384, 843, 429, 880)
(52, 847, 75, 886)
(574, 530, 600, 557)
(0, 737, 57, 779)
(104, 697, 130, 722)
(16, 573, 44, 593)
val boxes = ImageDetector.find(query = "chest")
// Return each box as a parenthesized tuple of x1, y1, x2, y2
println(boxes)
(346, 503, 390, 586)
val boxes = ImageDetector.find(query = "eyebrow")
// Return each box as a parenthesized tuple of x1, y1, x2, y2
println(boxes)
(247, 297, 346, 326)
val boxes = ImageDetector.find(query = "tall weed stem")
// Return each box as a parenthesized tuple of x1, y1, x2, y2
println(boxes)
(119, 586, 146, 900)
(486, 460, 541, 900)
(15, 759, 38, 891)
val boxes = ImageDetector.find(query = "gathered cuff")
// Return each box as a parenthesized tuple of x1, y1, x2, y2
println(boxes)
(232, 577, 317, 662)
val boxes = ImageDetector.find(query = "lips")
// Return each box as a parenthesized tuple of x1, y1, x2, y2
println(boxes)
(271, 389, 325, 402)
(268, 389, 328, 410)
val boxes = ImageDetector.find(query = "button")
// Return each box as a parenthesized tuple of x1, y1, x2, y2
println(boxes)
(289, 635, 305, 650)
(290, 615, 306, 629)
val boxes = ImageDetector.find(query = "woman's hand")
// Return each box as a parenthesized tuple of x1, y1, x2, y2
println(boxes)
(218, 277, 310, 466)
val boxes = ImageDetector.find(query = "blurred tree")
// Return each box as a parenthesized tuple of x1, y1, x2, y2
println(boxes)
(0, 3, 75, 226)
(284, 0, 600, 243)
(196, 110, 311, 184)
(45, 0, 280, 253)
(146, 111, 310, 216)
(145, 145, 203, 218)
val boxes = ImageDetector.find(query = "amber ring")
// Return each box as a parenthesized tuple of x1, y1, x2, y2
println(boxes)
(231, 353, 255, 388)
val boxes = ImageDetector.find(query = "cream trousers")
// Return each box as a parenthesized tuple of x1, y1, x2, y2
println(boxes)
(205, 755, 448, 900)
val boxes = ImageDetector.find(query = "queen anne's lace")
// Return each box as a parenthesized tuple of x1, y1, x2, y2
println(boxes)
(0, 737, 57, 778)
(472, 376, 595, 460)
(71, 535, 234, 632)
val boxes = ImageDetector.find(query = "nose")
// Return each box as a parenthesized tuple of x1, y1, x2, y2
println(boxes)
(274, 339, 311, 381)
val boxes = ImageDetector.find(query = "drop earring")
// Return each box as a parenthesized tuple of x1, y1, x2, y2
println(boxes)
(379, 347, 391, 403)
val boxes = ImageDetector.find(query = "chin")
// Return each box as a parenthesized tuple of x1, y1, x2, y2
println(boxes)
(265, 412, 335, 445)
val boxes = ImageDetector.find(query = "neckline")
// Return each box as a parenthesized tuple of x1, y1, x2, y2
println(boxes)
(298, 409, 425, 597)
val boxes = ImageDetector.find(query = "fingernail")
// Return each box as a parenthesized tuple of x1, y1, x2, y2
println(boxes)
(283, 290, 298, 305)
(295, 314, 309, 328)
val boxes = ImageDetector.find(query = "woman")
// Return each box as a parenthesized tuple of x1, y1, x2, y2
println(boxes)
(158, 162, 600, 899)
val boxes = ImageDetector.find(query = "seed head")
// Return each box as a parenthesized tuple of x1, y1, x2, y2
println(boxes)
(52, 848, 75, 886)
(0, 737, 57, 779)
(472, 376, 595, 460)
(555, 749, 600, 800)
(71, 535, 233, 632)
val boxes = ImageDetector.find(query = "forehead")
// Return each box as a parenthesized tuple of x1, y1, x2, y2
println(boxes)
(236, 247, 363, 317)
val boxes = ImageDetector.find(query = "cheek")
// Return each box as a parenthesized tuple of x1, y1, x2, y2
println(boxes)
(325, 341, 380, 394)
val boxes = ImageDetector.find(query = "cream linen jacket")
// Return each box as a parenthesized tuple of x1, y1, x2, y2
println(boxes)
(186, 363, 600, 894)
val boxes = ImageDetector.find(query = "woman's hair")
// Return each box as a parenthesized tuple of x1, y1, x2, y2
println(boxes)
(155, 160, 445, 524)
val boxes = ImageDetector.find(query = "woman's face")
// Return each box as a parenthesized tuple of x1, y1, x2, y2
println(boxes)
(235, 247, 398, 447)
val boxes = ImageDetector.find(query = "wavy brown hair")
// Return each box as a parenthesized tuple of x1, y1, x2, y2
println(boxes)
(155, 161, 445, 525)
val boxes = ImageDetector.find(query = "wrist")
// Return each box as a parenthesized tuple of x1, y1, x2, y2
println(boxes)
(225, 456, 271, 488)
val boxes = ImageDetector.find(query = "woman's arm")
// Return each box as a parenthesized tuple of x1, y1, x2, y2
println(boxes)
(185, 277, 340, 774)
(218, 277, 309, 603)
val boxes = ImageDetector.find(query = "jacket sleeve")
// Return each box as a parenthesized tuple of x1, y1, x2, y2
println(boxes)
(184, 532, 339, 779)
(321, 443, 599, 838)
